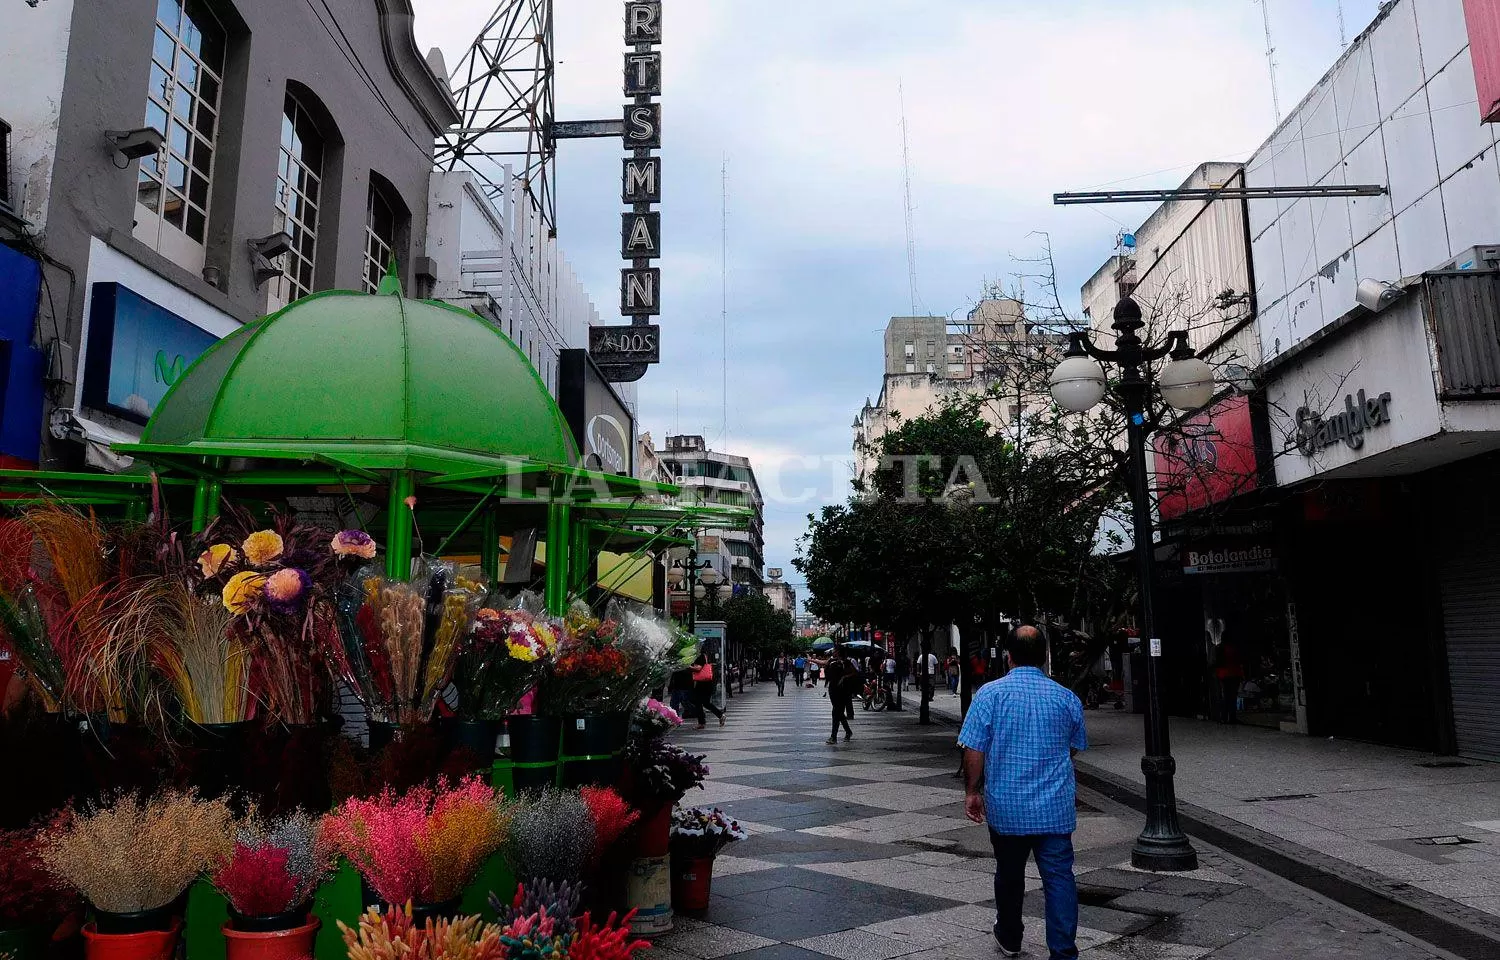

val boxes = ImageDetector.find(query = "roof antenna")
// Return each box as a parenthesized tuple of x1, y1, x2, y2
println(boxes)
(720, 156, 729, 449)
(1337, 0, 1348, 50)
(1255, 0, 1283, 123)
(899, 80, 921, 315)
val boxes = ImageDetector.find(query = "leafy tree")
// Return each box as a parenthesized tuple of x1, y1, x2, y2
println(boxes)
(721, 590, 796, 656)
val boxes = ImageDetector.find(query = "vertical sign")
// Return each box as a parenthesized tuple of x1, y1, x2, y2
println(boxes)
(595, 1, 664, 384)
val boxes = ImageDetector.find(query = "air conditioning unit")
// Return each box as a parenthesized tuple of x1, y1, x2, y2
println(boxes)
(1437, 245, 1500, 272)
(737, 482, 750, 492)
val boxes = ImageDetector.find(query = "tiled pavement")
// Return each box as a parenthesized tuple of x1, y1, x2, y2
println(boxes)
(650, 682, 1448, 959)
(1064, 708, 1500, 930)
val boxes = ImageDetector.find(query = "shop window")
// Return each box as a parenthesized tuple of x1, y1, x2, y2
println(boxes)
(363, 184, 397, 293)
(268, 92, 325, 311)
(134, 0, 226, 273)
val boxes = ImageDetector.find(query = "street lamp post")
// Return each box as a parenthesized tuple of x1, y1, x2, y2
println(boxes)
(668, 547, 719, 631)
(1049, 295, 1214, 872)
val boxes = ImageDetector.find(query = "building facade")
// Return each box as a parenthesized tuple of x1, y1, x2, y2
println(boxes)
(1092, 0, 1500, 759)
(853, 296, 1066, 481)
(656, 434, 766, 594)
(1, 0, 459, 470)
(763, 569, 796, 616)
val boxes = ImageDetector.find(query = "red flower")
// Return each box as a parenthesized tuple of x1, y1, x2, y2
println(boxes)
(212, 843, 301, 917)
(580, 787, 640, 858)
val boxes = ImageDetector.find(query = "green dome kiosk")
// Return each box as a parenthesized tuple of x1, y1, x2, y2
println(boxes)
(0, 282, 749, 613)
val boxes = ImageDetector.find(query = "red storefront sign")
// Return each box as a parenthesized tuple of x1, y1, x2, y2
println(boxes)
(1466, 0, 1500, 123)
(1154, 394, 1259, 521)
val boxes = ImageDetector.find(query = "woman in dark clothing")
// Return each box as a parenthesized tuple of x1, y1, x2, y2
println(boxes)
(691, 652, 726, 729)
(815, 650, 855, 743)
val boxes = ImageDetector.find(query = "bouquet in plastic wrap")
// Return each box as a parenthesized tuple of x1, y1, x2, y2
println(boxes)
(534, 605, 630, 715)
(451, 593, 560, 721)
(330, 559, 485, 726)
(668, 806, 746, 859)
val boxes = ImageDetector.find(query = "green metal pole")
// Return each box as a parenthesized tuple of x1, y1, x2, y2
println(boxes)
(386, 471, 415, 580)
(480, 507, 500, 583)
(544, 500, 570, 616)
(568, 518, 591, 598)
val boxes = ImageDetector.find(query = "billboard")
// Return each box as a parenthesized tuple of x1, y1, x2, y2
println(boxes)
(1154, 394, 1261, 521)
(82, 282, 218, 424)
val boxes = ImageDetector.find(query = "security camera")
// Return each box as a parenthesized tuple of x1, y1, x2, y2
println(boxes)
(1355, 278, 1404, 313)
(248, 232, 294, 287)
(248, 231, 295, 261)
(105, 128, 165, 161)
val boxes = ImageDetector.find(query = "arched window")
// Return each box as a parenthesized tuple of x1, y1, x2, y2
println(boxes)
(362, 173, 408, 294)
(268, 91, 325, 311)
(135, 0, 226, 272)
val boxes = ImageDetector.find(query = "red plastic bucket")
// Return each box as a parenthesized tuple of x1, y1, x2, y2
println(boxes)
(636, 805, 672, 859)
(222, 917, 320, 960)
(81, 919, 181, 960)
(670, 856, 714, 912)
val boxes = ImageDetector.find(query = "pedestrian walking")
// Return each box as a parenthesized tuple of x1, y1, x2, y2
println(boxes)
(690, 653, 726, 729)
(667, 665, 694, 720)
(774, 653, 789, 696)
(946, 653, 961, 695)
(921, 648, 939, 704)
(808, 659, 821, 689)
(959, 625, 1087, 960)
(815, 648, 856, 743)
(792, 655, 806, 687)
(882, 653, 897, 700)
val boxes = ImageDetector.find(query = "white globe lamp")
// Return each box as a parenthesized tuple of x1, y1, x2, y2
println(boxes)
(700, 567, 720, 586)
(1159, 357, 1216, 411)
(1049, 355, 1108, 412)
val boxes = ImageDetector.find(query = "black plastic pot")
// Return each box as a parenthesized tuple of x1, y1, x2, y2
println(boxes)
(367, 719, 398, 752)
(506, 715, 562, 793)
(186, 720, 252, 799)
(0, 924, 50, 960)
(561, 712, 630, 756)
(407, 899, 462, 926)
(92, 904, 178, 935)
(448, 718, 504, 763)
(559, 712, 628, 788)
(226, 905, 310, 933)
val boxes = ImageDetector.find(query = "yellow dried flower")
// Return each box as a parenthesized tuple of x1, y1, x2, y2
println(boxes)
(198, 543, 238, 577)
(222, 571, 267, 614)
(241, 530, 285, 567)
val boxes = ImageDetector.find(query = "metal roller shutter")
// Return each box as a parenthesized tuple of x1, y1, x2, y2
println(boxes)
(1439, 528, 1500, 761)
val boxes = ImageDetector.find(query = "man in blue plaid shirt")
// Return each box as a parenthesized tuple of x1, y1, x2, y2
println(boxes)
(959, 625, 1088, 959)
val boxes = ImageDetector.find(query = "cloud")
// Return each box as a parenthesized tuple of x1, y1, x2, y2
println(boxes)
(414, 0, 1388, 589)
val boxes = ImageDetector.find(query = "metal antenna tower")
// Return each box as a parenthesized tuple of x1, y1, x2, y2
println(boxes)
(1337, 0, 1348, 49)
(436, 0, 558, 235)
(899, 81, 920, 316)
(1255, 0, 1282, 123)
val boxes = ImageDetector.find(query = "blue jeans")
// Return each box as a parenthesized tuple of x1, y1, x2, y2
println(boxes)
(989, 831, 1078, 959)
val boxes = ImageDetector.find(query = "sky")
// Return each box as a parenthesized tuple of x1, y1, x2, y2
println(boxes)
(413, 0, 1387, 605)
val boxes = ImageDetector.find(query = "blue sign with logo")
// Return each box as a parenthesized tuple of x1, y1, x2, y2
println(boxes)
(83, 283, 219, 424)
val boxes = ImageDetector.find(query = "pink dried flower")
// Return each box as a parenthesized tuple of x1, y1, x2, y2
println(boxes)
(332, 530, 377, 559)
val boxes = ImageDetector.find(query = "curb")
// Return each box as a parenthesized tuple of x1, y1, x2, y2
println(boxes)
(1074, 761, 1500, 960)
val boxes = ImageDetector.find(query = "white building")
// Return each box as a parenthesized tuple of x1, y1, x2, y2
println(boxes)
(425, 170, 635, 411)
(656, 434, 765, 590)
(1243, 0, 1500, 762)
(763, 569, 796, 615)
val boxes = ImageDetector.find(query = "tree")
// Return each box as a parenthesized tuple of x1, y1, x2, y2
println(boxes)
(721, 590, 796, 657)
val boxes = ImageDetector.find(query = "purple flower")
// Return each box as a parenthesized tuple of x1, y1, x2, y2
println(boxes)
(264, 567, 311, 614)
(331, 529, 377, 559)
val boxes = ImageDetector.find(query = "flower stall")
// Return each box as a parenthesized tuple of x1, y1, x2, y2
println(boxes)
(0, 280, 751, 960)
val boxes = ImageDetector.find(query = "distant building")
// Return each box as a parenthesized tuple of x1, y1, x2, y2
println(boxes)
(853, 296, 1067, 481)
(635, 430, 672, 487)
(763, 568, 796, 615)
(656, 434, 765, 590)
